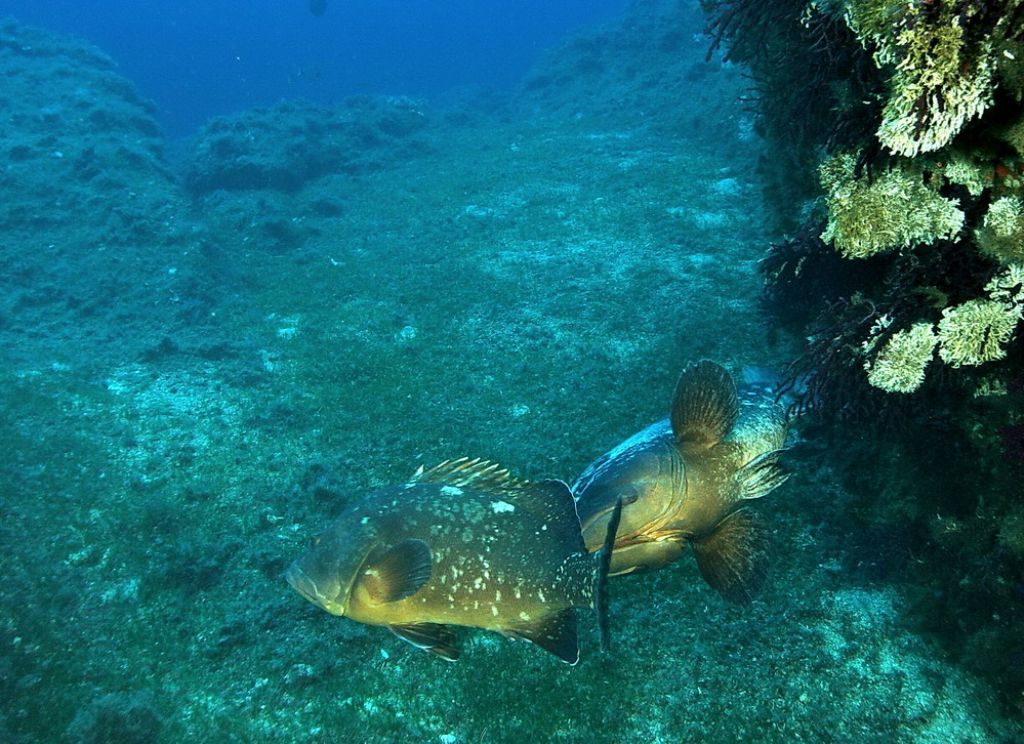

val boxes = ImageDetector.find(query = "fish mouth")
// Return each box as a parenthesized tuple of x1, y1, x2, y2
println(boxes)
(286, 564, 329, 608)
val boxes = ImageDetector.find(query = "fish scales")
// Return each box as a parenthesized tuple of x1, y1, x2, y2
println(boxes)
(360, 484, 583, 623)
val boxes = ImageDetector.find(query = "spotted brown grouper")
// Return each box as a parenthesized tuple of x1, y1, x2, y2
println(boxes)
(287, 458, 622, 664)
(573, 360, 789, 604)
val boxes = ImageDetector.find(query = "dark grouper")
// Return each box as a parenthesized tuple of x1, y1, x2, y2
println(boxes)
(573, 361, 788, 604)
(287, 458, 622, 664)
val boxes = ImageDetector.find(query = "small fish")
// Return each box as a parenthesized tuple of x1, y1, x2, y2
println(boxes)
(287, 458, 622, 664)
(573, 361, 789, 604)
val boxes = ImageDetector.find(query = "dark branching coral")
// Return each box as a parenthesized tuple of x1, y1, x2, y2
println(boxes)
(702, 0, 884, 228)
(761, 220, 877, 323)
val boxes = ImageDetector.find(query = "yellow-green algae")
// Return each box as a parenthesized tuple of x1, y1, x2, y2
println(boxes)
(936, 298, 1021, 367)
(976, 196, 1024, 264)
(819, 152, 964, 259)
(843, 1, 1022, 157)
(864, 321, 937, 393)
(861, 265, 1024, 389)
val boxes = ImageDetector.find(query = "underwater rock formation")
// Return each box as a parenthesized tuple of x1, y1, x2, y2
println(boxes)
(183, 96, 432, 194)
(0, 19, 212, 364)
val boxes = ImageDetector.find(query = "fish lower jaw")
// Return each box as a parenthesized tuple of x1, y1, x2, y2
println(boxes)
(287, 566, 346, 616)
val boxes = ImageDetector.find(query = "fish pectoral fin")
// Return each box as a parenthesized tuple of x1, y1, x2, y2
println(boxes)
(362, 539, 433, 604)
(692, 508, 768, 606)
(670, 360, 739, 450)
(734, 449, 790, 501)
(506, 609, 579, 665)
(390, 623, 460, 661)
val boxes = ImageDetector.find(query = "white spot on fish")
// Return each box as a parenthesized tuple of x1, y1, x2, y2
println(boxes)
(495, 590, 502, 602)
(519, 612, 531, 621)
(441, 485, 463, 496)
(360, 516, 370, 525)
(490, 500, 515, 514)
(491, 605, 499, 617)
(538, 590, 546, 603)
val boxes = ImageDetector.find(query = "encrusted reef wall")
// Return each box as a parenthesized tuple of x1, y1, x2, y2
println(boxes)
(701, 0, 1024, 712)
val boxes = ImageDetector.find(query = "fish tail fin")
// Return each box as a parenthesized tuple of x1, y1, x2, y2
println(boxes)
(594, 497, 623, 653)
(692, 508, 769, 605)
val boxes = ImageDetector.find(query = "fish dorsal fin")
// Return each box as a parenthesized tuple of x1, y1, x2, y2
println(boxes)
(692, 509, 768, 605)
(670, 360, 739, 450)
(390, 623, 460, 661)
(507, 609, 580, 665)
(361, 539, 433, 604)
(411, 457, 527, 492)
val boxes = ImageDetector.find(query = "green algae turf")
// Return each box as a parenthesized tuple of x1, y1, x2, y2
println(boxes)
(3, 108, 1020, 742)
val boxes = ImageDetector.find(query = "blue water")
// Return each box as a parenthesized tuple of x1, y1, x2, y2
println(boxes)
(0, 0, 629, 137)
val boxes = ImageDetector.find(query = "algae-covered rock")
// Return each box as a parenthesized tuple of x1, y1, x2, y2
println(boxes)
(66, 691, 163, 744)
(183, 96, 432, 194)
(0, 20, 229, 367)
(0, 19, 171, 225)
(706, 0, 1024, 719)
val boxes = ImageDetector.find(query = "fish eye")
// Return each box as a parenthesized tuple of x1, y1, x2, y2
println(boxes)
(308, 535, 322, 549)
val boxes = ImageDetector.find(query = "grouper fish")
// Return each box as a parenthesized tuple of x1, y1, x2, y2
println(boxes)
(287, 458, 622, 664)
(573, 360, 789, 604)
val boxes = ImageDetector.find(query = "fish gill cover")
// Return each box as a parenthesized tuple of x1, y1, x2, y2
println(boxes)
(0, 1, 1022, 743)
